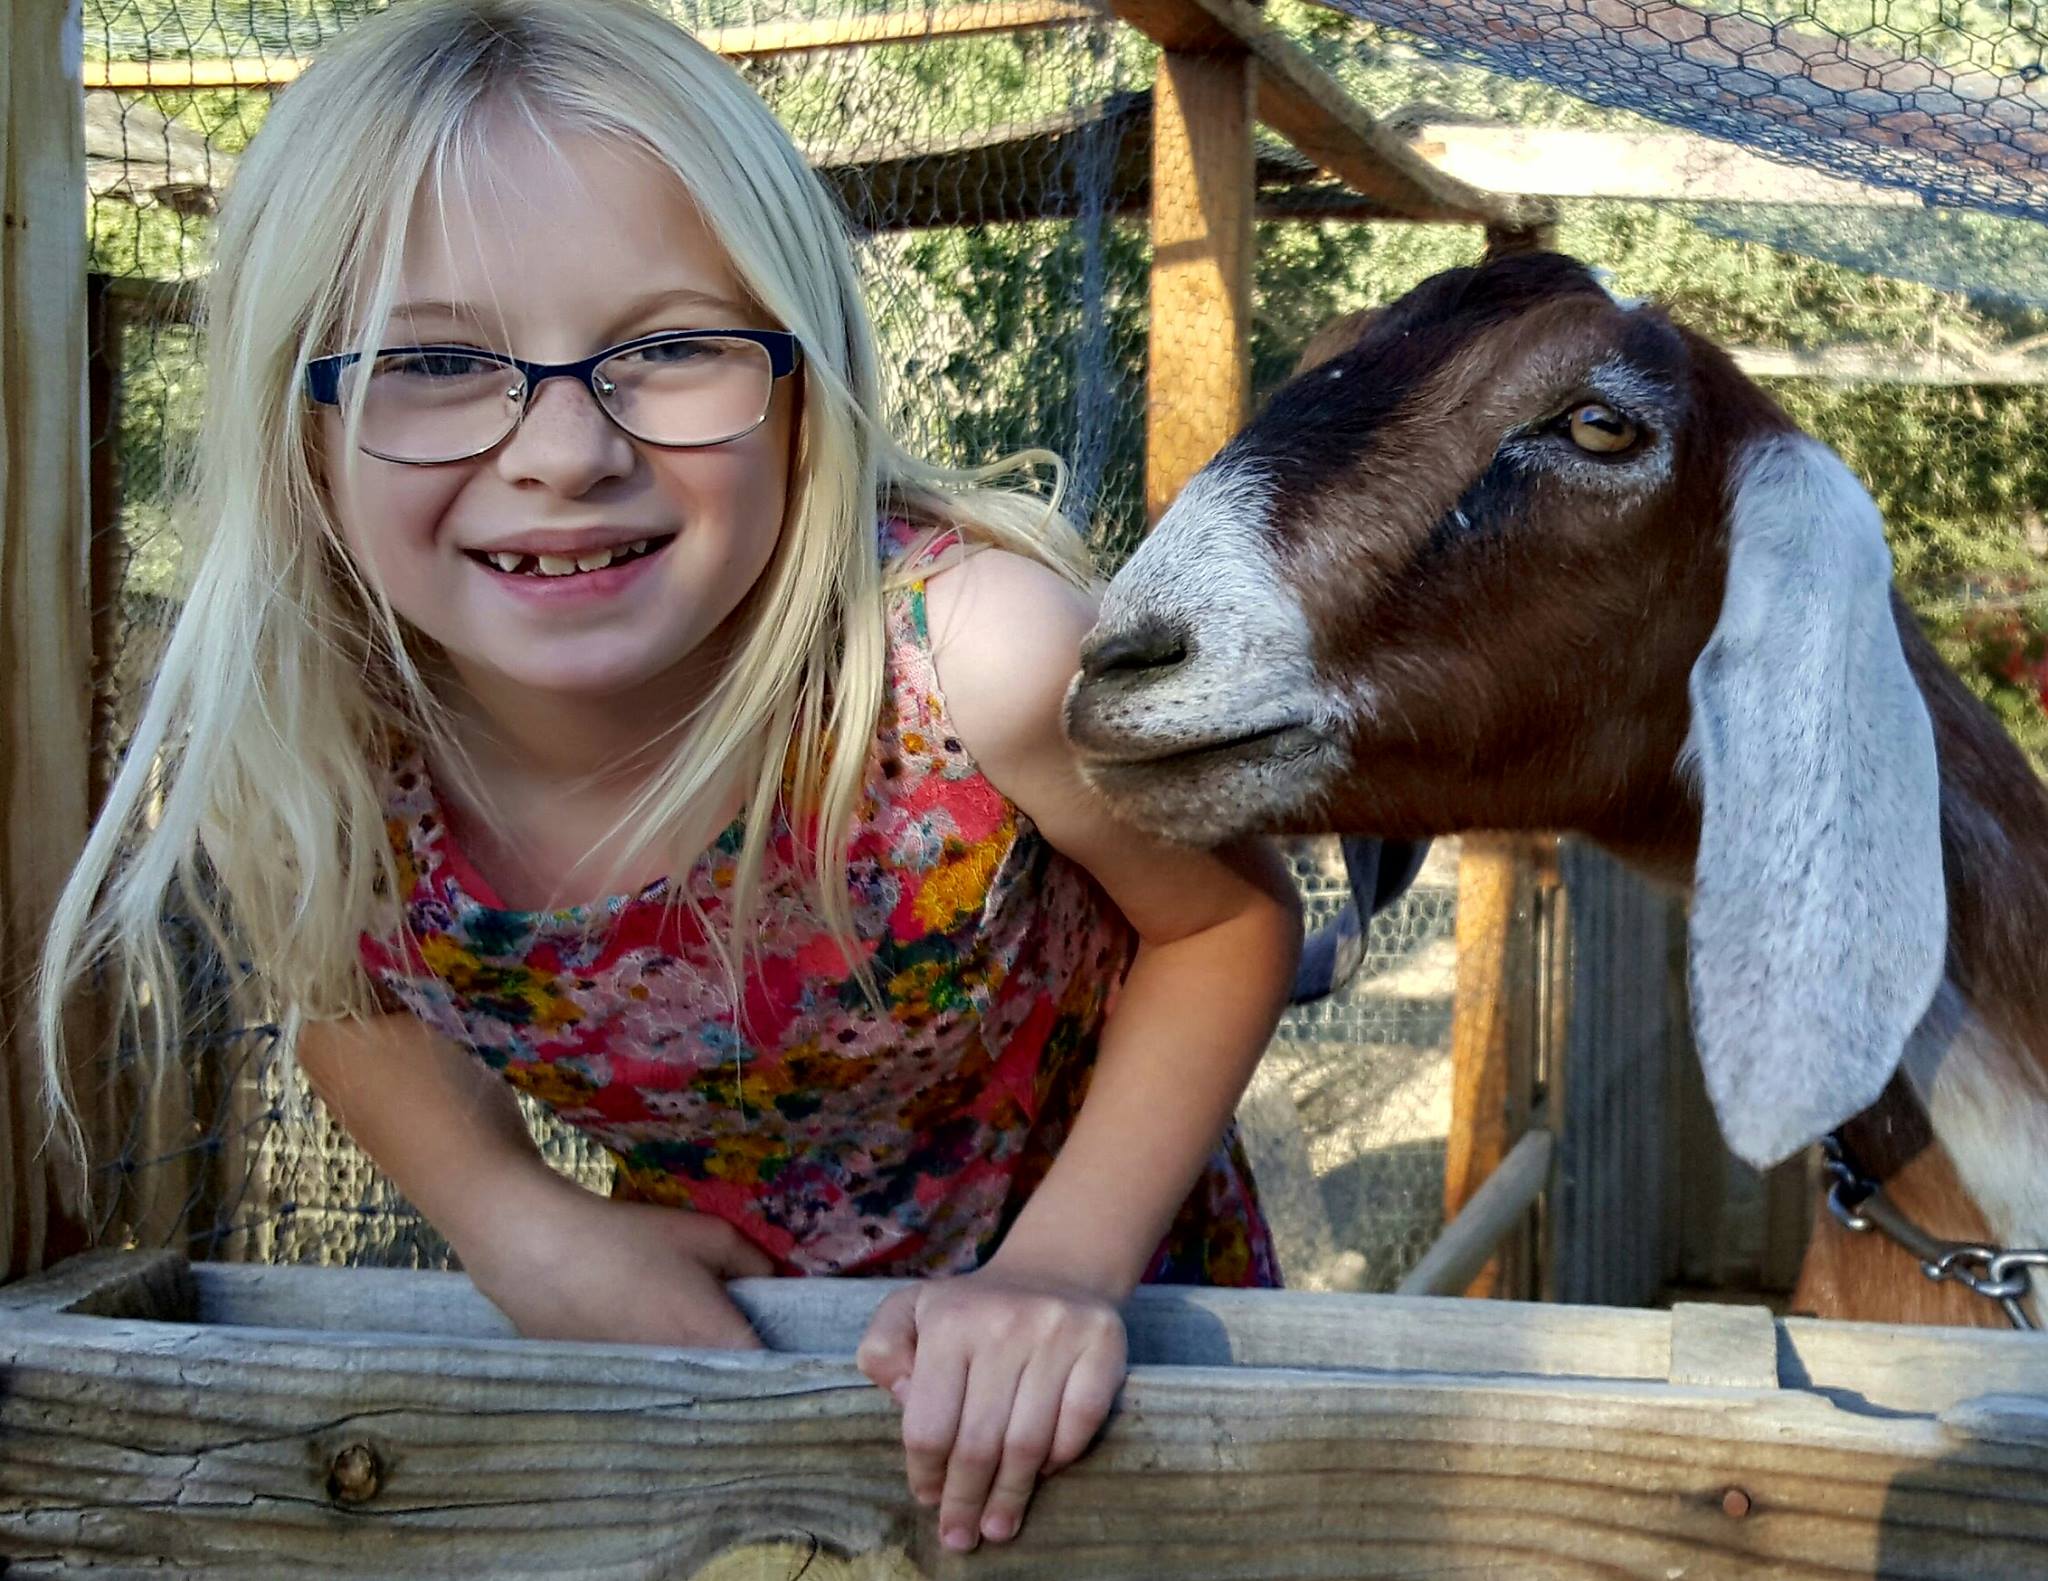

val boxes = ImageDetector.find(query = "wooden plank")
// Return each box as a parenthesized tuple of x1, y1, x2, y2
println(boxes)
(14, 1252, 2048, 1414)
(1395, 1126, 1553, 1298)
(2, 1294, 2045, 1575)
(1733, 344, 2048, 386)
(1443, 834, 1542, 1299)
(1942, 1394, 2048, 1451)
(81, 3, 1101, 88)
(1776, 1317, 2048, 1417)
(1144, 48, 1254, 521)
(1668, 1303, 1778, 1391)
(81, 101, 1393, 241)
(168, 1260, 1677, 1382)
(1111, 0, 1542, 231)
(1399, 120, 1927, 208)
(0, 1248, 191, 1320)
(1, 0, 94, 1283)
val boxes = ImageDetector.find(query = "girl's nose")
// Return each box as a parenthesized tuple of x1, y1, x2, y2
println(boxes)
(492, 375, 637, 495)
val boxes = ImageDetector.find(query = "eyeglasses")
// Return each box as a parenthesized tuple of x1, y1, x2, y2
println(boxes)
(305, 328, 803, 465)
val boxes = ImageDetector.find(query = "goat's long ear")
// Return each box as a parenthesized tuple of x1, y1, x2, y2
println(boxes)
(1684, 434, 1947, 1169)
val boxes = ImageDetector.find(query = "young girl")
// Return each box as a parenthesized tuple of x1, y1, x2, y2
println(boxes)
(43, 0, 1300, 1551)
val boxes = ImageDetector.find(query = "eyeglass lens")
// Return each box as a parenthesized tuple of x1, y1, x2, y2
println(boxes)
(340, 337, 779, 462)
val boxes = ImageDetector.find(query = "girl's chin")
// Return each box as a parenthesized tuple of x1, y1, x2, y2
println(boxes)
(441, 636, 715, 707)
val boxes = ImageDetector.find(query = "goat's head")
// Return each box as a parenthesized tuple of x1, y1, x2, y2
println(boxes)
(1066, 251, 1949, 1169)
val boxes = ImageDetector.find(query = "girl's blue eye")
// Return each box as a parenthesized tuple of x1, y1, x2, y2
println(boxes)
(633, 337, 720, 365)
(376, 350, 500, 379)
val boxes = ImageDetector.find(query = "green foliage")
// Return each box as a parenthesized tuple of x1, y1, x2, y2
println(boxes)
(1918, 585, 2048, 769)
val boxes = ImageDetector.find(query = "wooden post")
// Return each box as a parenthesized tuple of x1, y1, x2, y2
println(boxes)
(1, 0, 94, 1280)
(1145, 46, 1254, 521)
(1442, 833, 1544, 1299)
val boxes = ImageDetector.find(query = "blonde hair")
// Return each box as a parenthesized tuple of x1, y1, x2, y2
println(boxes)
(40, 0, 1093, 1156)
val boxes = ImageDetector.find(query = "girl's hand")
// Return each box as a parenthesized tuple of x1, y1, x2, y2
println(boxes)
(462, 1175, 773, 1350)
(855, 1263, 1128, 1552)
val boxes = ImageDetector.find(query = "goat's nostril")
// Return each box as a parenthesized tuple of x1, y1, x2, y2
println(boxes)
(1082, 618, 1191, 682)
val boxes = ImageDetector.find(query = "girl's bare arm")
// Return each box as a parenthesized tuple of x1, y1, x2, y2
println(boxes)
(298, 1014, 770, 1346)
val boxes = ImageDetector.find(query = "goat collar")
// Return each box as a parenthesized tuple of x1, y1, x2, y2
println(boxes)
(1822, 1131, 2046, 1330)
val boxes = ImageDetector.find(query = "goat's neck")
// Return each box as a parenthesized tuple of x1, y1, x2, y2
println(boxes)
(1893, 628, 2048, 1325)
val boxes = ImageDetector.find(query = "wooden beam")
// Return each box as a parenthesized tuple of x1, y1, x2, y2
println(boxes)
(2, 0, 95, 1282)
(83, 85, 1406, 234)
(81, 2, 1100, 89)
(16, 1251, 2048, 1414)
(1443, 834, 1545, 1300)
(1733, 344, 2048, 385)
(1108, 0, 1546, 232)
(1398, 120, 1926, 208)
(1145, 49, 1254, 521)
(5, 1253, 2048, 1573)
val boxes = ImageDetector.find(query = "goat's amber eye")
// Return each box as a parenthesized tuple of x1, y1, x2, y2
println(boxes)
(1568, 403, 1638, 454)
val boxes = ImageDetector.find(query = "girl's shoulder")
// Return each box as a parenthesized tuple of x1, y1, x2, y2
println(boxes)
(911, 540, 1100, 790)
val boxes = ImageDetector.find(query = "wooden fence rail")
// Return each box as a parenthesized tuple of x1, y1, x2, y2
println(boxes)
(3, 1251, 2046, 1577)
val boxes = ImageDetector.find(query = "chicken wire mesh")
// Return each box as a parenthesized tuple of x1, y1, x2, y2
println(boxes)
(78, 0, 2048, 1295)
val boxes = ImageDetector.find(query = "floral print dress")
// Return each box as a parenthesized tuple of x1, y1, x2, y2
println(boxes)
(358, 521, 1279, 1286)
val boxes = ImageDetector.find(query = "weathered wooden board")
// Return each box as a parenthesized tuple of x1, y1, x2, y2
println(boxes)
(1, 0, 94, 1283)
(3, 1253, 2046, 1577)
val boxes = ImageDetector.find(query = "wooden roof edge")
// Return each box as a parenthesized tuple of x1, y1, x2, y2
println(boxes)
(82, 1, 1103, 89)
(1105, 0, 1548, 231)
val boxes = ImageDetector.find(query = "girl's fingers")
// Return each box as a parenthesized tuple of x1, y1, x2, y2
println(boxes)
(935, 1349, 1027, 1552)
(976, 1350, 1066, 1545)
(898, 1326, 971, 1510)
(856, 1287, 919, 1395)
(1047, 1337, 1126, 1471)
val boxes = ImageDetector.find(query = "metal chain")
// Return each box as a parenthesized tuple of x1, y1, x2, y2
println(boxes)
(1822, 1133, 2044, 1331)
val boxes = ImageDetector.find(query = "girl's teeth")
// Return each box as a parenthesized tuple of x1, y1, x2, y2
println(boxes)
(482, 540, 660, 577)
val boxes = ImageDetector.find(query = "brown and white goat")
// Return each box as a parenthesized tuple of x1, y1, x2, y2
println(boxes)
(1066, 251, 2048, 1328)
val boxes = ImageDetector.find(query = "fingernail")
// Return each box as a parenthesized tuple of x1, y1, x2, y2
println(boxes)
(942, 1524, 978, 1553)
(982, 1514, 1016, 1543)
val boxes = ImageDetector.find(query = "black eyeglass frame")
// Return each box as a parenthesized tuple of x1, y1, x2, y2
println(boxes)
(304, 328, 804, 464)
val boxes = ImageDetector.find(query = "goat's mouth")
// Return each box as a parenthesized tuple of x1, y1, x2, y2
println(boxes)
(1069, 715, 1338, 844)
(1075, 718, 1322, 771)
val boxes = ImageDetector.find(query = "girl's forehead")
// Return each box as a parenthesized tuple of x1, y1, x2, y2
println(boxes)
(379, 122, 753, 336)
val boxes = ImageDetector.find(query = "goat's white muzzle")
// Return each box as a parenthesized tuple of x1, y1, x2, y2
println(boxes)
(1064, 462, 1344, 844)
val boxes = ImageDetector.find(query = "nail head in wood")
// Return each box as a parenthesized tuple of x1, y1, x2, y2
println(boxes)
(326, 1442, 382, 1505)
(1721, 1487, 1753, 1519)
